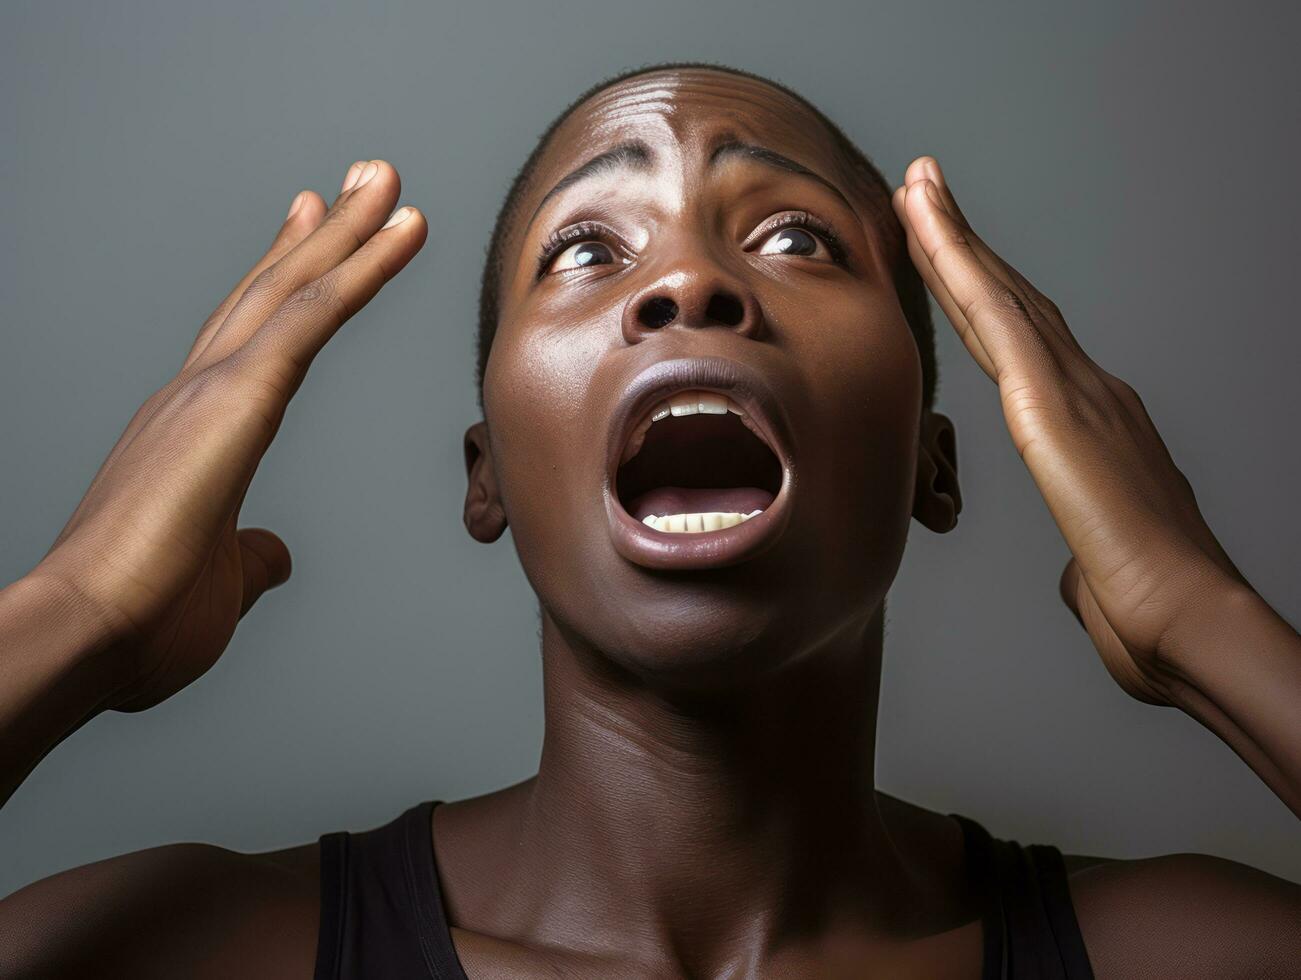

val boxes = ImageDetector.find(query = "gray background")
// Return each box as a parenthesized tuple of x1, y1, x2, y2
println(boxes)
(2, 0, 1297, 896)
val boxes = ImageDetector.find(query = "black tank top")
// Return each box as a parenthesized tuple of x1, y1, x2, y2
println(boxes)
(314, 800, 1095, 979)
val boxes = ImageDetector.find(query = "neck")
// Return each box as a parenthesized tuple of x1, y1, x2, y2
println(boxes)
(500, 602, 922, 974)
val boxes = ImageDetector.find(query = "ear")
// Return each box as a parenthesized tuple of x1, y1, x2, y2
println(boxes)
(912, 410, 961, 533)
(463, 421, 507, 543)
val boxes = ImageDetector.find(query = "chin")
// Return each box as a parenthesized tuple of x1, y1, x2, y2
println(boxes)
(540, 548, 887, 694)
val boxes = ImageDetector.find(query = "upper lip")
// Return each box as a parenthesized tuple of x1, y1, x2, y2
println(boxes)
(605, 356, 793, 499)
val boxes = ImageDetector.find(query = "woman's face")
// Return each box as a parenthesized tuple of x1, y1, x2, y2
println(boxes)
(470, 68, 955, 686)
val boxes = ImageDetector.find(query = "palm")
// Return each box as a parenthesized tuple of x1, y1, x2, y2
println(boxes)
(111, 518, 248, 712)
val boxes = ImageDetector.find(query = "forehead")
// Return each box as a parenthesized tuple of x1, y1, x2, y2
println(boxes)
(523, 68, 874, 211)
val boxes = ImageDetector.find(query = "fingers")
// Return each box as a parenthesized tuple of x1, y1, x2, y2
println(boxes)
(183, 190, 328, 371)
(891, 184, 997, 378)
(902, 157, 1086, 362)
(918, 158, 1058, 328)
(233, 202, 428, 391)
(94, 161, 422, 520)
(902, 171, 1079, 386)
(194, 159, 406, 369)
(903, 178, 1033, 381)
(237, 526, 292, 618)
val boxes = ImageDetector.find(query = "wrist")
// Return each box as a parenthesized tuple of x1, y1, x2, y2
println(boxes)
(1156, 573, 1285, 708)
(1, 571, 136, 712)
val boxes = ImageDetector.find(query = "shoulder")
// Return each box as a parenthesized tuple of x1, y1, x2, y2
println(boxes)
(1065, 850, 1301, 979)
(0, 839, 321, 979)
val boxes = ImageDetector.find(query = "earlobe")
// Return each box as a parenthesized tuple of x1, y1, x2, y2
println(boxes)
(463, 421, 508, 543)
(912, 410, 962, 533)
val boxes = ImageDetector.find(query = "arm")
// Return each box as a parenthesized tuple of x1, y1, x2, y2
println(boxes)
(1162, 582, 1301, 816)
(0, 843, 320, 979)
(0, 158, 424, 972)
(0, 575, 131, 806)
(892, 157, 1300, 816)
(1069, 853, 1301, 979)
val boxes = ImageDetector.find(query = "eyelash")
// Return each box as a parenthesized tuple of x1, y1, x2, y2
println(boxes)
(751, 211, 850, 267)
(536, 221, 621, 278)
(535, 211, 850, 278)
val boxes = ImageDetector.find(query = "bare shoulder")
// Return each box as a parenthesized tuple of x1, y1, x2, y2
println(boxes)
(1065, 850, 1301, 979)
(0, 839, 321, 979)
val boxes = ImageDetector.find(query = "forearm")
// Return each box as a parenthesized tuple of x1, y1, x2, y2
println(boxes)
(1161, 581, 1301, 817)
(0, 574, 130, 806)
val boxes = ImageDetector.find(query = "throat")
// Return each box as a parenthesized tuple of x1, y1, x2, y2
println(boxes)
(501, 610, 920, 976)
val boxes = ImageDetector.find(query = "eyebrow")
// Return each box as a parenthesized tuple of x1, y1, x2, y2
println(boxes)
(525, 136, 854, 236)
(708, 139, 854, 212)
(526, 140, 653, 230)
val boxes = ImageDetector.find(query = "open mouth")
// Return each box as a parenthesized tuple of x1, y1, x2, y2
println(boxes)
(605, 358, 795, 571)
(616, 391, 782, 532)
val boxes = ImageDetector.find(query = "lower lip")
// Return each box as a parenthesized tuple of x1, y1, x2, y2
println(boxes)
(605, 477, 793, 571)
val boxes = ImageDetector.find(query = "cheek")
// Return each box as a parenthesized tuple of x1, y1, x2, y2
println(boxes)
(770, 281, 923, 573)
(766, 278, 923, 431)
(482, 314, 618, 551)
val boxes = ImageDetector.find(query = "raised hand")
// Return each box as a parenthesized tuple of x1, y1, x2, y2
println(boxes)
(891, 157, 1251, 707)
(26, 159, 426, 713)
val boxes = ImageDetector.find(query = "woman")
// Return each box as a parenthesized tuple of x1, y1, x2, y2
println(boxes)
(1, 62, 1297, 979)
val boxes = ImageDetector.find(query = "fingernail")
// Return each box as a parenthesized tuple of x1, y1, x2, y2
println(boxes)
(923, 157, 944, 187)
(341, 161, 365, 193)
(382, 206, 412, 229)
(922, 180, 944, 211)
(353, 161, 380, 191)
(285, 191, 307, 220)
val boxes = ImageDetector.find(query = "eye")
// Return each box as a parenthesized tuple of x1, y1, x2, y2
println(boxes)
(756, 226, 830, 259)
(549, 240, 617, 273)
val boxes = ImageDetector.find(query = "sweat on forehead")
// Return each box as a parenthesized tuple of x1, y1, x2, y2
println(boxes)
(475, 62, 933, 409)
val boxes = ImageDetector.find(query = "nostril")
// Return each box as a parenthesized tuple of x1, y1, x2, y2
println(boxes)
(639, 296, 679, 329)
(705, 292, 745, 327)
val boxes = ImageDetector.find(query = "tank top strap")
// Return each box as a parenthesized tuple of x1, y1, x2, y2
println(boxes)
(314, 799, 468, 980)
(316, 801, 1092, 979)
(951, 813, 1095, 980)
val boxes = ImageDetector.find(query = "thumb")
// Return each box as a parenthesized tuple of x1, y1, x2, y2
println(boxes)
(1059, 555, 1113, 643)
(236, 527, 292, 618)
(1058, 556, 1084, 626)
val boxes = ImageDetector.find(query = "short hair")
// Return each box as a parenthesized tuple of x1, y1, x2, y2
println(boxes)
(476, 61, 937, 411)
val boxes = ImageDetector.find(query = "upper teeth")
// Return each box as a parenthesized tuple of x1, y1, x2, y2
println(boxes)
(621, 390, 749, 465)
(653, 391, 745, 421)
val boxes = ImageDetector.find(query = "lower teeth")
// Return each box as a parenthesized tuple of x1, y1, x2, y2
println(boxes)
(642, 510, 763, 533)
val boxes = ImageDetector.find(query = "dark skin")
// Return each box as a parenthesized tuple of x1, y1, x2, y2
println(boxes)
(1, 69, 1298, 978)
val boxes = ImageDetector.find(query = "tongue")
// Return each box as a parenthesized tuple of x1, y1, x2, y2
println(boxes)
(626, 487, 774, 522)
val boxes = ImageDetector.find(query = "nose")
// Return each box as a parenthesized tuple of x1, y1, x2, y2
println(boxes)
(621, 269, 766, 345)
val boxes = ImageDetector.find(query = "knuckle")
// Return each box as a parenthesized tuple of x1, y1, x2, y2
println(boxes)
(1038, 293, 1064, 322)
(217, 352, 293, 434)
(932, 231, 971, 265)
(246, 266, 283, 302)
(1047, 369, 1133, 435)
(294, 276, 352, 327)
(967, 281, 1028, 325)
(1108, 375, 1141, 405)
(319, 205, 367, 252)
(169, 362, 234, 417)
(997, 287, 1031, 319)
(1107, 375, 1148, 417)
